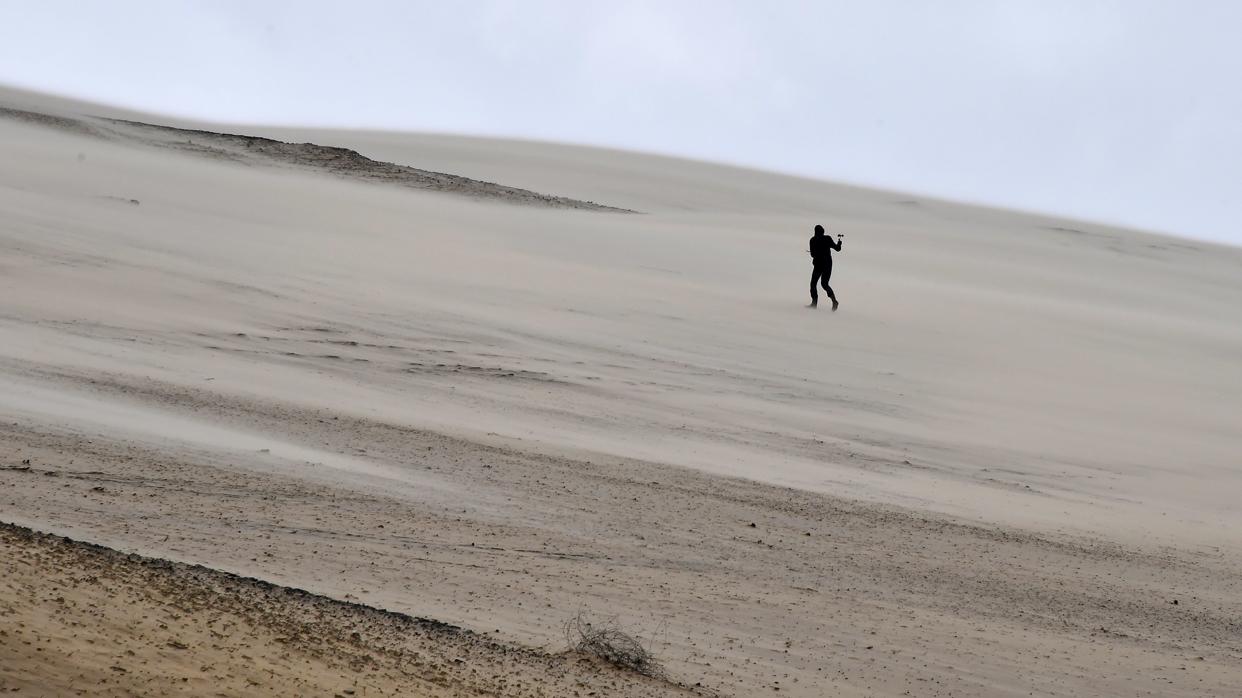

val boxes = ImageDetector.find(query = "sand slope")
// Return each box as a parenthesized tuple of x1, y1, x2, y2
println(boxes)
(1, 87, 1240, 696)
(0, 523, 690, 696)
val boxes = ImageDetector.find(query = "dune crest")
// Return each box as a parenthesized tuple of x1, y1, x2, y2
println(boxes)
(0, 104, 632, 211)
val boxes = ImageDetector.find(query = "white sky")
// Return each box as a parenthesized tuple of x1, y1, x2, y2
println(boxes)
(2, 1, 1238, 243)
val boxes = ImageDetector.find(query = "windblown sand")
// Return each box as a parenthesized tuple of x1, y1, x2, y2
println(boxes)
(1, 85, 1239, 696)
(0, 523, 689, 696)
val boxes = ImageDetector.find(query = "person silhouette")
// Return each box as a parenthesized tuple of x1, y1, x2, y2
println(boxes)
(807, 224, 842, 310)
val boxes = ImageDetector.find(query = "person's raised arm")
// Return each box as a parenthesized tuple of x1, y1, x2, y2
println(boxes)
(831, 235, 843, 252)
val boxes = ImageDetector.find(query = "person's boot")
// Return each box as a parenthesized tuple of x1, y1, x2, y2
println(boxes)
(831, 298, 839, 311)
(807, 300, 818, 309)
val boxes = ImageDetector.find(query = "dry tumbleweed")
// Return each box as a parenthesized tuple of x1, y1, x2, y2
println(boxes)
(565, 612, 664, 678)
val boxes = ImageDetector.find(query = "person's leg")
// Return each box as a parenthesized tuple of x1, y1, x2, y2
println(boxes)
(820, 262, 838, 310)
(809, 266, 821, 306)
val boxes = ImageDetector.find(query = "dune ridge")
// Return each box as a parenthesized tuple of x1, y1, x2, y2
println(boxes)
(0, 104, 631, 211)
(0, 522, 693, 696)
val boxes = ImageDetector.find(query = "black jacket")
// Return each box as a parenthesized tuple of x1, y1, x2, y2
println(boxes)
(809, 235, 841, 263)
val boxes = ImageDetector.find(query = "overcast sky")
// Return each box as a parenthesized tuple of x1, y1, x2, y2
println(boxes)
(2, 1, 1238, 243)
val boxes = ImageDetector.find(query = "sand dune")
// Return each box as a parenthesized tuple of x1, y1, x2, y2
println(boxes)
(1, 86, 1240, 696)
(0, 104, 629, 211)
(0, 523, 688, 696)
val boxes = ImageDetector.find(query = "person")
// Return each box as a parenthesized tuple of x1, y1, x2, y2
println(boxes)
(807, 224, 842, 310)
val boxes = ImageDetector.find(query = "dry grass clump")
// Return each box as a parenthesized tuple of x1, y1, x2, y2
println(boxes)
(565, 612, 664, 678)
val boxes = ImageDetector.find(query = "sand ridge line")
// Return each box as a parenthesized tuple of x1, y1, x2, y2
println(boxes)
(0, 521, 702, 697)
(0, 104, 635, 212)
